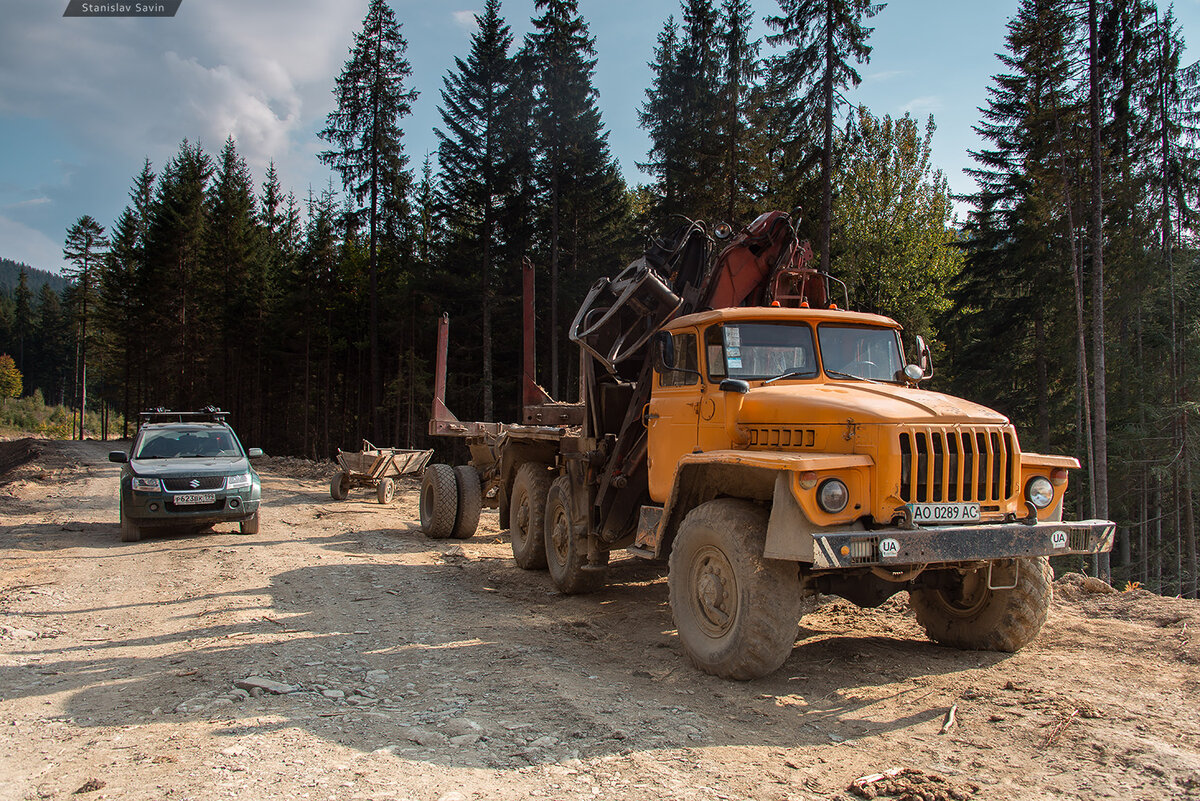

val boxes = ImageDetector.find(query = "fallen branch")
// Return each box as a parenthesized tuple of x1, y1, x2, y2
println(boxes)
(940, 704, 958, 734)
(851, 767, 903, 790)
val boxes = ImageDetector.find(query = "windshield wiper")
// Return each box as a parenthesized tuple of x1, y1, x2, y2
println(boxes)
(762, 369, 816, 386)
(825, 369, 880, 383)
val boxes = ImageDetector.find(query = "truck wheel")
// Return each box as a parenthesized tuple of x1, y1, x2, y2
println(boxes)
(452, 465, 482, 539)
(119, 500, 141, 543)
(420, 464, 459, 539)
(909, 556, 1053, 652)
(330, 472, 350, 501)
(509, 463, 552, 569)
(544, 476, 608, 594)
(376, 477, 395, 504)
(668, 499, 802, 680)
(239, 510, 260, 535)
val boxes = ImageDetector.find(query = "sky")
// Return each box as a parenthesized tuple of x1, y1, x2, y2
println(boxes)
(1, 0, 1197, 274)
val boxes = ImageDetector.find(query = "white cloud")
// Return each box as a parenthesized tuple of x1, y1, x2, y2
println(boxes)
(4, 198, 51, 210)
(0, 214, 67, 272)
(902, 96, 943, 115)
(452, 10, 479, 31)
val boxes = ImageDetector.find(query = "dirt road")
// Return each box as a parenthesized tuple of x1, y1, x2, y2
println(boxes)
(1, 439, 1198, 801)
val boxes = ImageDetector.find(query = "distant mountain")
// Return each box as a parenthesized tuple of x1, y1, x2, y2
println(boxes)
(0, 257, 69, 296)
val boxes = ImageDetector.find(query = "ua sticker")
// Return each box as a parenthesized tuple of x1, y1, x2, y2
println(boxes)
(879, 538, 900, 559)
(1051, 530, 1068, 549)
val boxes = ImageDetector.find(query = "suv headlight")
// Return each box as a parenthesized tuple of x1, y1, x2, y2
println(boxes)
(1025, 476, 1054, 509)
(817, 478, 850, 514)
(131, 476, 162, 492)
(225, 473, 252, 490)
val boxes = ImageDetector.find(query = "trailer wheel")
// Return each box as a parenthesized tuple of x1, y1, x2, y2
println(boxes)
(420, 464, 459, 539)
(668, 499, 802, 680)
(376, 477, 395, 504)
(452, 465, 482, 539)
(909, 557, 1053, 652)
(330, 472, 350, 501)
(509, 463, 552, 569)
(119, 499, 141, 543)
(544, 476, 608, 594)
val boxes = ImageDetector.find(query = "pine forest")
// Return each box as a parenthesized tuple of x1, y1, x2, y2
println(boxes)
(0, 0, 1197, 596)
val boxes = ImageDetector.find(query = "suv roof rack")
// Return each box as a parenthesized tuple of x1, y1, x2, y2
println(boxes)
(138, 406, 229, 425)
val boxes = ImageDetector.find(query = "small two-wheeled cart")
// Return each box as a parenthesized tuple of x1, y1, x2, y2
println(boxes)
(329, 440, 433, 504)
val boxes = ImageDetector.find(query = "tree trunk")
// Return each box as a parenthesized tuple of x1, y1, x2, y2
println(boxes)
(550, 157, 561, 399)
(819, 4, 834, 275)
(1087, 0, 1110, 580)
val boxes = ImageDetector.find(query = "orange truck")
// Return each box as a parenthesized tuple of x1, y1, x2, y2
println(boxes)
(420, 211, 1115, 680)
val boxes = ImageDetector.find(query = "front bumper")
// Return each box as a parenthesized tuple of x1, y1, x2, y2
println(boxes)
(811, 518, 1115, 570)
(124, 488, 260, 527)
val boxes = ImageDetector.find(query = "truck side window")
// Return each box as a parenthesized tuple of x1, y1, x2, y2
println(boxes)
(660, 332, 699, 386)
(705, 325, 726, 379)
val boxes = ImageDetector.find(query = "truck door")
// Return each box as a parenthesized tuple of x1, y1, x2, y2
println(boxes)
(646, 329, 700, 503)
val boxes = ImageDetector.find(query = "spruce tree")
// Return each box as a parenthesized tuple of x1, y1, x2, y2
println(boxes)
(319, 0, 418, 439)
(528, 0, 629, 397)
(435, 0, 516, 421)
(766, 0, 884, 273)
(62, 215, 108, 439)
(13, 268, 31, 374)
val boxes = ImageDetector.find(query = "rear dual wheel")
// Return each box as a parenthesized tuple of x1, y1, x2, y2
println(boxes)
(509, 464, 552, 569)
(419, 463, 482, 540)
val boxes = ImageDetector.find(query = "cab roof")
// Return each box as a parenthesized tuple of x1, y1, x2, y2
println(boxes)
(665, 305, 902, 331)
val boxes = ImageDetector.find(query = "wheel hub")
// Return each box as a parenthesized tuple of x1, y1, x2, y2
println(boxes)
(550, 511, 570, 562)
(515, 500, 530, 538)
(691, 546, 736, 637)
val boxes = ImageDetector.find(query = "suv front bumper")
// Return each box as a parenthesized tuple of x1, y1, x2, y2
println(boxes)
(123, 488, 260, 528)
(810, 518, 1115, 570)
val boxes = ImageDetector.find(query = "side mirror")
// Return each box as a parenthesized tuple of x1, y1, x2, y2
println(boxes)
(719, 378, 750, 395)
(108, 451, 128, 464)
(915, 335, 934, 379)
(652, 330, 676, 372)
(247, 448, 264, 459)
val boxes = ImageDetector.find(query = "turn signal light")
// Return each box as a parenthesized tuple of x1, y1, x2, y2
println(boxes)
(1051, 468, 1068, 486)
(799, 471, 819, 489)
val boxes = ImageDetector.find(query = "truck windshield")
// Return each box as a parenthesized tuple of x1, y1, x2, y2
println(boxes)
(817, 325, 904, 382)
(705, 322, 817, 381)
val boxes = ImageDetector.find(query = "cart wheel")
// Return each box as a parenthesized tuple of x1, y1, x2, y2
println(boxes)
(420, 464, 459, 539)
(376, 477, 396, 504)
(330, 471, 350, 501)
(452, 465, 482, 539)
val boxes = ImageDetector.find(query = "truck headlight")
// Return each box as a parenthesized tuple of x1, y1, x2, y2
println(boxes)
(131, 476, 162, 492)
(225, 473, 252, 490)
(817, 478, 849, 514)
(1026, 476, 1054, 509)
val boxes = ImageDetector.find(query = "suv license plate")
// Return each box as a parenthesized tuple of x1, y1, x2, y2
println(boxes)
(909, 502, 981, 524)
(174, 493, 216, 505)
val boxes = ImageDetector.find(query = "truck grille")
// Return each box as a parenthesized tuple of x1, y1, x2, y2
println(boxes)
(163, 476, 225, 491)
(898, 428, 1017, 504)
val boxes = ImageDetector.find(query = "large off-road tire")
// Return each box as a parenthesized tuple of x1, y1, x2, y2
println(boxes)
(909, 556, 1053, 652)
(452, 465, 482, 539)
(420, 464, 459, 539)
(239, 510, 260, 535)
(509, 463, 552, 569)
(119, 500, 141, 543)
(376, 477, 396, 504)
(544, 475, 608, 594)
(330, 472, 350, 501)
(668, 499, 802, 680)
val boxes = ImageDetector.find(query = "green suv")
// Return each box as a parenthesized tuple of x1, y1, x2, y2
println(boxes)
(109, 409, 263, 542)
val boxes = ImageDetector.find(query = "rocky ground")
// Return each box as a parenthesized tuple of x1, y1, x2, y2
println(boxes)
(0, 438, 1198, 801)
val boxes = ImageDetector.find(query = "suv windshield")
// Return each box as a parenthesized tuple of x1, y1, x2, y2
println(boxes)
(817, 324, 904, 381)
(135, 428, 242, 459)
(705, 322, 817, 381)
